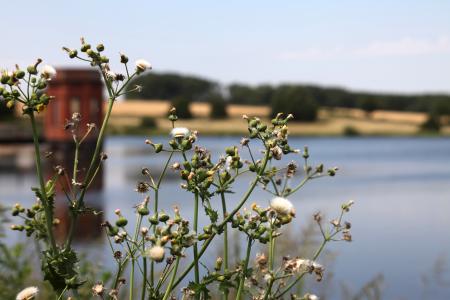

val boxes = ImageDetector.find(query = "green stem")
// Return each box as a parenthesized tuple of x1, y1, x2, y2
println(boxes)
(236, 238, 252, 300)
(141, 240, 147, 300)
(29, 113, 57, 252)
(193, 190, 200, 297)
(162, 256, 180, 300)
(220, 191, 229, 300)
(151, 152, 173, 287)
(130, 215, 143, 300)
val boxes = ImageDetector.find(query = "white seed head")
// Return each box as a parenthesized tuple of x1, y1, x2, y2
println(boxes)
(170, 127, 190, 138)
(92, 283, 105, 296)
(270, 197, 295, 215)
(147, 245, 165, 262)
(16, 286, 39, 300)
(41, 65, 56, 79)
(135, 59, 151, 72)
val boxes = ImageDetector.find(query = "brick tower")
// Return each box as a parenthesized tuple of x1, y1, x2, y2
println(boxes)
(44, 68, 103, 142)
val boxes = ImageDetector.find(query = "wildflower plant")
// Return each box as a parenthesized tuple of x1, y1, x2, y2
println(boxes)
(0, 38, 354, 300)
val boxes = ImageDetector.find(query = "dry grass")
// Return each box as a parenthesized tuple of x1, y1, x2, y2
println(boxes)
(106, 100, 448, 135)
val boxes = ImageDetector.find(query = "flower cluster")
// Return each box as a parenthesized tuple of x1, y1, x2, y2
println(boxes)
(0, 59, 55, 114)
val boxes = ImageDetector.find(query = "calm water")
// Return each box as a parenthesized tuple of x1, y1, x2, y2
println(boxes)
(1, 136, 450, 299)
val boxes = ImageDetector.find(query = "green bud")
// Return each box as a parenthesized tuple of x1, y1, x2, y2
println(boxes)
(27, 65, 37, 75)
(169, 139, 178, 149)
(225, 147, 235, 156)
(37, 80, 47, 89)
(26, 209, 35, 218)
(257, 124, 267, 132)
(116, 217, 128, 227)
(100, 56, 109, 63)
(198, 233, 210, 241)
(149, 215, 158, 225)
(69, 50, 78, 58)
(249, 129, 258, 139)
(81, 43, 91, 52)
(108, 226, 119, 237)
(249, 119, 258, 127)
(154, 143, 163, 153)
(159, 212, 169, 222)
(96, 44, 105, 52)
(1, 74, 10, 84)
(86, 49, 95, 57)
(15, 70, 25, 79)
(215, 257, 223, 271)
(138, 206, 149, 216)
(6, 100, 15, 109)
(181, 139, 192, 150)
(168, 114, 178, 122)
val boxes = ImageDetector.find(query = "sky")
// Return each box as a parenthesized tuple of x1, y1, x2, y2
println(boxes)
(1, 1, 449, 94)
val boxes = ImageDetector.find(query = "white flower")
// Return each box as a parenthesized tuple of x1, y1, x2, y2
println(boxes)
(304, 293, 319, 300)
(270, 197, 295, 215)
(225, 156, 233, 171)
(41, 65, 56, 79)
(135, 59, 151, 72)
(105, 70, 117, 80)
(92, 283, 105, 296)
(147, 245, 165, 262)
(271, 145, 283, 160)
(16, 286, 39, 300)
(170, 127, 190, 138)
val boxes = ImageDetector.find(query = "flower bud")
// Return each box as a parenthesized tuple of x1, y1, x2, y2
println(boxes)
(135, 59, 151, 73)
(69, 50, 78, 58)
(214, 257, 223, 271)
(138, 206, 150, 216)
(96, 44, 105, 52)
(116, 217, 128, 227)
(120, 53, 129, 64)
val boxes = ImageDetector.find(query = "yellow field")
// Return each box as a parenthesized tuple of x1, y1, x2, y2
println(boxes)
(107, 100, 448, 136)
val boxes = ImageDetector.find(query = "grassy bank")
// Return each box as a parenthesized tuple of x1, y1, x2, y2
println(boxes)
(107, 100, 450, 136)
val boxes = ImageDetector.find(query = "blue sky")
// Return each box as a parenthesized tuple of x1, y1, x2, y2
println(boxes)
(1, 1, 449, 93)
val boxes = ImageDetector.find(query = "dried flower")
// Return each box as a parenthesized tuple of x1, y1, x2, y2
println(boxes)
(146, 245, 165, 262)
(16, 286, 38, 300)
(270, 197, 295, 216)
(92, 282, 105, 296)
(41, 65, 56, 79)
(135, 181, 150, 193)
(170, 127, 190, 138)
(135, 59, 151, 72)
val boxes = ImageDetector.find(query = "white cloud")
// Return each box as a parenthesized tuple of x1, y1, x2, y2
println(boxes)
(279, 36, 450, 61)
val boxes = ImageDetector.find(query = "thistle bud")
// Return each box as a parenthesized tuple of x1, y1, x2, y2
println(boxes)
(96, 44, 105, 52)
(116, 217, 128, 227)
(214, 257, 223, 271)
(154, 143, 163, 153)
(120, 53, 129, 64)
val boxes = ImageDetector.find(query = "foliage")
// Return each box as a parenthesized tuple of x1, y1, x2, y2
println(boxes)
(421, 112, 441, 132)
(170, 96, 193, 119)
(127, 72, 216, 101)
(140, 116, 157, 128)
(208, 93, 228, 119)
(271, 85, 319, 121)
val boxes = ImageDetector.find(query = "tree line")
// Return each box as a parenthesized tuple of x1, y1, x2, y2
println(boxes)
(127, 72, 450, 123)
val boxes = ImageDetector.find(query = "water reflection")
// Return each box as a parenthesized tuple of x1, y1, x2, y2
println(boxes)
(1, 136, 450, 299)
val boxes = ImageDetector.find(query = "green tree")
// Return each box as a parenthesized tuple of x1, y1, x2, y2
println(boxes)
(171, 96, 192, 119)
(207, 93, 228, 119)
(271, 85, 318, 122)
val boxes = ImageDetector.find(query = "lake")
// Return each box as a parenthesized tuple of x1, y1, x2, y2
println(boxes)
(1, 136, 450, 299)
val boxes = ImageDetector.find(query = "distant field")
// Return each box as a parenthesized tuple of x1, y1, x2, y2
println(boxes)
(107, 100, 447, 136)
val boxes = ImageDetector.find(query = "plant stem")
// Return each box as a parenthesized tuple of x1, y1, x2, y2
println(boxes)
(220, 191, 229, 300)
(141, 238, 147, 300)
(162, 256, 180, 300)
(236, 238, 252, 300)
(66, 97, 115, 247)
(29, 113, 57, 252)
(193, 190, 200, 298)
